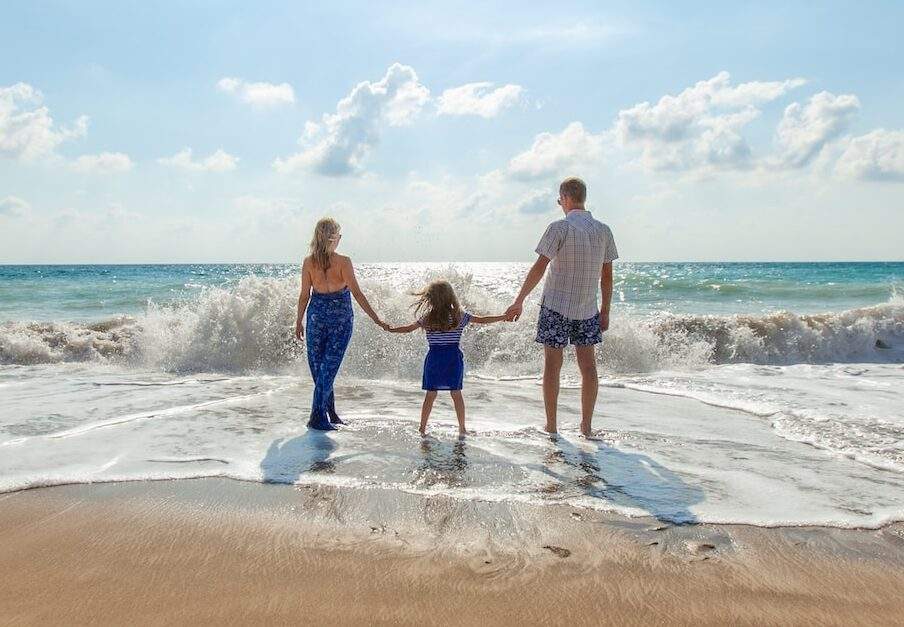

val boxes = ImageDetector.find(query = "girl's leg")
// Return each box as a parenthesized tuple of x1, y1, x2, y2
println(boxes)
(450, 390, 466, 435)
(420, 391, 437, 435)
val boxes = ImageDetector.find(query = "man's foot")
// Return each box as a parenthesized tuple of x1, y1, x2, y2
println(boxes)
(307, 415, 338, 431)
(580, 424, 593, 438)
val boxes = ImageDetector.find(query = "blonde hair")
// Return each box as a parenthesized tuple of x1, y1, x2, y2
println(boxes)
(309, 218, 341, 274)
(559, 177, 587, 204)
(412, 280, 462, 332)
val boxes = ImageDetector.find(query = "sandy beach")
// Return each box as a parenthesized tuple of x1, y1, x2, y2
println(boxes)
(2, 478, 903, 626)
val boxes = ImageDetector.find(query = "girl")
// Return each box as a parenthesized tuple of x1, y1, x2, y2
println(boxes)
(295, 218, 388, 430)
(390, 280, 507, 436)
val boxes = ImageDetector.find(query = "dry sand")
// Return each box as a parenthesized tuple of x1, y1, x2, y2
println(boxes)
(2, 478, 904, 626)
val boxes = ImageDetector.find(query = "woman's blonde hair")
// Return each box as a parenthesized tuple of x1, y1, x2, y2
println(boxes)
(309, 218, 341, 274)
(412, 280, 462, 331)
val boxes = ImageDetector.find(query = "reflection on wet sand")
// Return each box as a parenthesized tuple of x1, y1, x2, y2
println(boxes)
(414, 437, 468, 488)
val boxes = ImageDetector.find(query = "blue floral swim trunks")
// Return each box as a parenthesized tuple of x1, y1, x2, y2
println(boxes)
(535, 305, 602, 348)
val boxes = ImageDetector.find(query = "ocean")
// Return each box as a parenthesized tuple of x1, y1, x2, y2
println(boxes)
(2, 262, 903, 528)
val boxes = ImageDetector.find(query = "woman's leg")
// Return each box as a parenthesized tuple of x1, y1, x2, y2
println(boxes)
(314, 306, 353, 426)
(306, 303, 336, 431)
(450, 390, 466, 434)
(420, 391, 437, 435)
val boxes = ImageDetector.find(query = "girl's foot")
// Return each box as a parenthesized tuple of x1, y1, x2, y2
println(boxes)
(328, 414, 346, 425)
(419, 427, 427, 436)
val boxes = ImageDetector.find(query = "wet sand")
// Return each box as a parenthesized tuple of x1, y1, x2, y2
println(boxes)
(2, 479, 904, 626)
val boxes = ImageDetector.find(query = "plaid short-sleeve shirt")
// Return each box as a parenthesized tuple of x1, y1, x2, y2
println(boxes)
(535, 210, 618, 320)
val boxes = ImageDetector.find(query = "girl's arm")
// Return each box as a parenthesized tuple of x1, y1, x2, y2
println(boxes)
(295, 258, 313, 339)
(389, 322, 420, 333)
(342, 257, 388, 329)
(470, 314, 508, 324)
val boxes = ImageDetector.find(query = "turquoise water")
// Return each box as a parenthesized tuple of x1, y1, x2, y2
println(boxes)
(2, 262, 902, 322)
(2, 261, 904, 527)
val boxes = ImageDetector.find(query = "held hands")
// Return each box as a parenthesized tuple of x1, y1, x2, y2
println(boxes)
(504, 301, 523, 322)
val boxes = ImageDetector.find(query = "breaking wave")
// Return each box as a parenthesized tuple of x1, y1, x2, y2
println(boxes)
(1, 273, 902, 374)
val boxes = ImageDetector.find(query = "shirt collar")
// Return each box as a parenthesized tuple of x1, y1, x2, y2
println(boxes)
(565, 209, 592, 222)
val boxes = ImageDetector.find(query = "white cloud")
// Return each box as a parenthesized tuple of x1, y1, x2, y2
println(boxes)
(217, 77, 295, 107)
(507, 122, 604, 180)
(835, 129, 904, 182)
(775, 91, 860, 168)
(273, 63, 430, 176)
(437, 82, 524, 118)
(513, 188, 553, 214)
(0, 195, 31, 218)
(158, 148, 238, 173)
(0, 82, 88, 161)
(614, 71, 806, 172)
(71, 151, 133, 174)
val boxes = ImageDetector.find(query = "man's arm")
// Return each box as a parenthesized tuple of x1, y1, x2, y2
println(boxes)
(599, 262, 613, 332)
(505, 255, 551, 321)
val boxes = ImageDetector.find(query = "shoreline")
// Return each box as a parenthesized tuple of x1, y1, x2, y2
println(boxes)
(3, 478, 904, 625)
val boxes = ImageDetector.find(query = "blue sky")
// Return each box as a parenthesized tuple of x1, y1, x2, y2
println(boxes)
(1, 1, 903, 262)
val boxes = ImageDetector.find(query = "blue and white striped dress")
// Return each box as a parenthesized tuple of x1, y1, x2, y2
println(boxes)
(421, 313, 471, 391)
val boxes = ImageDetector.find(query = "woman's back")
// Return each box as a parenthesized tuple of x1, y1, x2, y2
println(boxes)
(308, 253, 347, 293)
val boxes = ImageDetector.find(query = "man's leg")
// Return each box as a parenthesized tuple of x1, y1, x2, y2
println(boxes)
(574, 345, 598, 437)
(543, 346, 564, 433)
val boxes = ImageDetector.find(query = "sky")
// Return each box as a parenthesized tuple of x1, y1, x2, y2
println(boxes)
(1, 1, 903, 263)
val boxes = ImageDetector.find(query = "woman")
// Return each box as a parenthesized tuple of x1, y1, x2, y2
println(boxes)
(295, 218, 387, 430)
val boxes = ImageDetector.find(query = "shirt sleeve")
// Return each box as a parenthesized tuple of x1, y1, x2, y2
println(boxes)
(535, 223, 564, 260)
(603, 225, 619, 263)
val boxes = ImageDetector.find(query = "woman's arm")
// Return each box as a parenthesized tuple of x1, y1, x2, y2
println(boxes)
(389, 322, 420, 333)
(470, 314, 508, 324)
(342, 257, 388, 329)
(295, 258, 313, 339)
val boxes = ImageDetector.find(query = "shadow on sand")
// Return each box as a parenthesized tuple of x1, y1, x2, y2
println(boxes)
(260, 431, 342, 484)
(535, 435, 704, 524)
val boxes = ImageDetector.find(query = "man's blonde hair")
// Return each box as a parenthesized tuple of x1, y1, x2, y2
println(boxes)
(559, 177, 587, 204)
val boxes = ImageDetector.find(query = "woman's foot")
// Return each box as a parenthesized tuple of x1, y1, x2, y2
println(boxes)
(307, 414, 338, 431)
(327, 399, 346, 425)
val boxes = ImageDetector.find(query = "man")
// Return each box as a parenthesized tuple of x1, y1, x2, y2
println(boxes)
(505, 177, 618, 437)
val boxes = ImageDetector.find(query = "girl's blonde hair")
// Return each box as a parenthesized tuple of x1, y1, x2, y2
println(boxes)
(412, 280, 462, 331)
(309, 218, 341, 274)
